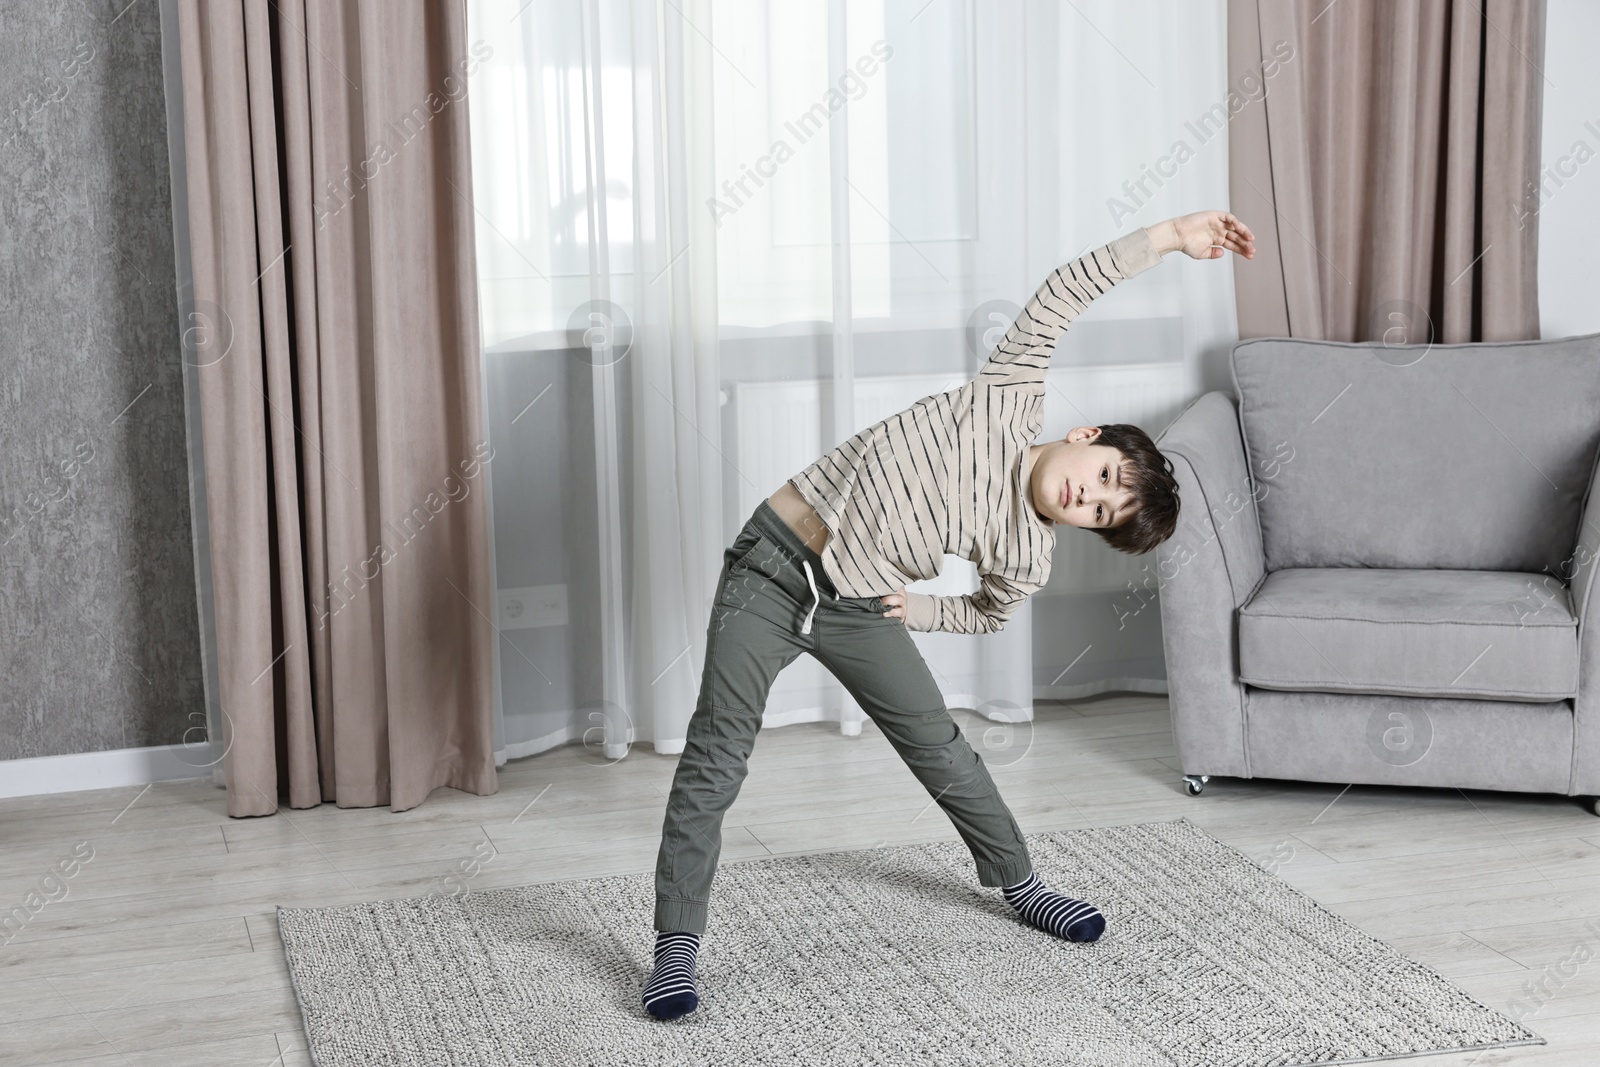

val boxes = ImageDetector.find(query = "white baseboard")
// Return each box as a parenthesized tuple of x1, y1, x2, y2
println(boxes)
(0, 745, 217, 800)
(1034, 678, 1170, 703)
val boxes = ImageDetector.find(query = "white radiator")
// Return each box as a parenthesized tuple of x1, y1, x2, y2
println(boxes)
(733, 362, 1192, 597)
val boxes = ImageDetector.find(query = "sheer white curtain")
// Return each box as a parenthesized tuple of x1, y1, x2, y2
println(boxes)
(464, 0, 1235, 763)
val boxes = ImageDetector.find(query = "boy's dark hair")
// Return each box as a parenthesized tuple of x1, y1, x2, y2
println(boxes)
(1086, 423, 1180, 555)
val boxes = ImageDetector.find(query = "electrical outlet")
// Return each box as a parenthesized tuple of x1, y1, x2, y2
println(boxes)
(497, 584, 568, 629)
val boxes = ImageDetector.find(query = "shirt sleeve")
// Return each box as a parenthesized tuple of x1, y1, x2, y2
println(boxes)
(899, 567, 1041, 635)
(975, 227, 1164, 391)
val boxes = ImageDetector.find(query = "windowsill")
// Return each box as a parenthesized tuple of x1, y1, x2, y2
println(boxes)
(484, 309, 1184, 356)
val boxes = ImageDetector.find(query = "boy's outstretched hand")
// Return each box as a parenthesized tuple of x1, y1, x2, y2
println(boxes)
(1148, 211, 1255, 261)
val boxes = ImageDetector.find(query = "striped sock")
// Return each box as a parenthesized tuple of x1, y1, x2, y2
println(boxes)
(641, 930, 701, 1020)
(1001, 870, 1105, 942)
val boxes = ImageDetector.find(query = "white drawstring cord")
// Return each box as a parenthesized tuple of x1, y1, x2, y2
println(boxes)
(799, 559, 821, 635)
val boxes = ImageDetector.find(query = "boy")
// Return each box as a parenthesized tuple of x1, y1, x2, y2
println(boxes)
(643, 210, 1255, 1020)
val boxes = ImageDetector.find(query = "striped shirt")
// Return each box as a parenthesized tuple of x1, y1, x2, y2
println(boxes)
(787, 227, 1163, 634)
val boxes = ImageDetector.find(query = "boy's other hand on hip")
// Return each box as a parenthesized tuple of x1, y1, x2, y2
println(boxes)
(880, 588, 909, 621)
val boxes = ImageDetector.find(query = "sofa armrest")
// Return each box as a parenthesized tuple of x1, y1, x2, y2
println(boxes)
(1570, 443, 1600, 796)
(1153, 391, 1269, 778)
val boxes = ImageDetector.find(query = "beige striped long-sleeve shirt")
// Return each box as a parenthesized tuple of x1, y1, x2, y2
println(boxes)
(787, 227, 1163, 634)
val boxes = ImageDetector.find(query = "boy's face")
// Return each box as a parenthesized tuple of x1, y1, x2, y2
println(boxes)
(1029, 427, 1136, 529)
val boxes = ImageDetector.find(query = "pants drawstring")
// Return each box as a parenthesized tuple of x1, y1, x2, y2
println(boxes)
(799, 559, 820, 635)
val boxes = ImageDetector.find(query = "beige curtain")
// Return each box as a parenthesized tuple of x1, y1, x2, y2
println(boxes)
(177, 0, 497, 816)
(1228, 0, 1547, 342)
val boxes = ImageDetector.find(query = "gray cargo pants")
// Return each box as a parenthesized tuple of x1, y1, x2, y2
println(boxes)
(653, 499, 1035, 934)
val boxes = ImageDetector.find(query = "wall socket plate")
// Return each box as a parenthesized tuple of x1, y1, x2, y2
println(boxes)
(496, 584, 568, 629)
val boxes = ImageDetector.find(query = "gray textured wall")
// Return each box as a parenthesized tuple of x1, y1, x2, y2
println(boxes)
(0, 0, 202, 759)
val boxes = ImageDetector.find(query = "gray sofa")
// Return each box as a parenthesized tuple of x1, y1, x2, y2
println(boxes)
(1152, 332, 1600, 814)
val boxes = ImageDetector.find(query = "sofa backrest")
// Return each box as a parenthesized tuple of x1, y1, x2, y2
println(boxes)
(1230, 332, 1600, 575)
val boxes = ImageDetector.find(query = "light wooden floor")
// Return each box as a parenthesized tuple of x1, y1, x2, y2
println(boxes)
(3, 693, 1598, 1065)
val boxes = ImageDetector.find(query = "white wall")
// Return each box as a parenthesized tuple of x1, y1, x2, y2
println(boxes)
(1537, 0, 1600, 339)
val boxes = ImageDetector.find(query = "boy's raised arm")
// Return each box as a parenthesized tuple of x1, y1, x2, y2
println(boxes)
(974, 227, 1163, 391)
(974, 211, 1256, 392)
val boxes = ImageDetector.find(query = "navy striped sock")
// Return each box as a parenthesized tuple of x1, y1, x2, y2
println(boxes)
(1001, 870, 1105, 942)
(641, 930, 701, 1020)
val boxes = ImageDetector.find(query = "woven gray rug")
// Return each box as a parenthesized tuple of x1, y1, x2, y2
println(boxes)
(277, 817, 1542, 1067)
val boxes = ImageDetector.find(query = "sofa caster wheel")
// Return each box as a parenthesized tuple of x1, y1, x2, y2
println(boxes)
(1183, 774, 1209, 797)
(1589, 796, 1600, 817)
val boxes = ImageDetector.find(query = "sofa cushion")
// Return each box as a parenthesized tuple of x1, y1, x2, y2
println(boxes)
(1230, 333, 1600, 573)
(1238, 568, 1578, 703)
